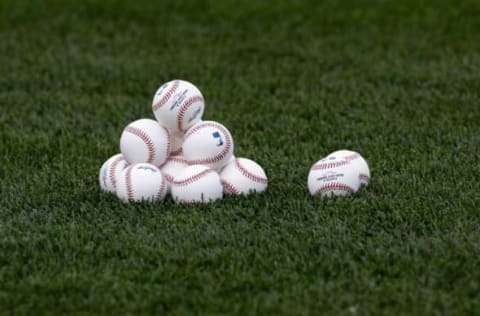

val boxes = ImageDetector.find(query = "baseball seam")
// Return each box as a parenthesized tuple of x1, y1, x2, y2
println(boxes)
(152, 80, 179, 112)
(163, 173, 175, 183)
(177, 95, 204, 131)
(155, 178, 166, 200)
(164, 128, 171, 163)
(184, 122, 232, 165)
(108, 156, 124, 189)
(222, 180, 240, 194)
(311, 160, 349, 170)
(167, 157, 188, 165)
(125, 166, 134, 201)
(314, 182, 354, 195)
(344, 153, 360, 161)
(359, 173, 370, 182)
(170, 147, 183, 156)
(125, 126, 156, 164)
(173, 169, 215, 187)
(235, 160, 268, 184)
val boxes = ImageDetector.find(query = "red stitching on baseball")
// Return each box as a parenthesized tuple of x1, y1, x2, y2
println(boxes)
(108, 156, 124, 189)
(125, 166, 134, 200)
(184, 122, 232, 165)
(171, 147, 183, 156)
(177, 95, 204, 131)
(152, 80, 179, 112)
(125, 126, 156, 164)
(166, 156, 188, 164)
(314, 182, 354, 195)
(344, 153, 360, 161)
(165, 128, 171, 162)
(173, 169, 215, 187)
(235, 160, 268, 184)
(163, 173, 175, 183)
(155, 178, 166, 200)
(222, 180, 240, 194)
(359, 174, 370, 182)
(311, 160, 349, 171)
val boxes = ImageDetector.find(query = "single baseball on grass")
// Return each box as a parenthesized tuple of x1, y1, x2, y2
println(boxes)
(307, 156, 360, 197)
(220, 157, 268, 195)
(171, 164, 223, 204)
(116, 163, 167, 202)
(182, 120, 234, 171)
(328, 149, 371, 186)
(160, 155, 189, 195)
(152, 79, 205, 134)
(99, 153, 129, 193)
(119, 118, 171, 167)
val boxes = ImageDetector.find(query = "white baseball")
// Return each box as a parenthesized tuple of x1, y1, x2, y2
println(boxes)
(160, 155, 189, 195)
(98, 153, 129, 193)
(220, 158, 268, 195)
(182, 120, 234, 171)
(119, 118, 171, 167)
(307, 156, 360, 197)
(328, 149, 371, 185)
(171, 164, 223, 203)
(116, 163, 167, 202)
(152, 79, 205, 134)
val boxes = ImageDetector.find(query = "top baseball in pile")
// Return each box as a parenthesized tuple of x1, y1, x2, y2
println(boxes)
(99, 79, 268, 203)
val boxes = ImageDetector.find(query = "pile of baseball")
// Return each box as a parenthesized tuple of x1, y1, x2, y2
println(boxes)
(99, 79, 268, 203)
(307, 149, 371, 197)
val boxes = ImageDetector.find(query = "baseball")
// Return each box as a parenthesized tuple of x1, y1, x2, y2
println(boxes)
(220, 158, 268, 195)
(182, 120, 234, 171)
(98, 153, 129, 193)
(119, 118, 171, 167)
(328, 149, 371, 185)
(160, 155, 189, 194)
(116, 163, 167, 202)
(307, 156, 360, 197)
(152, 79, 205, 134)
(171, 164, 223, 203)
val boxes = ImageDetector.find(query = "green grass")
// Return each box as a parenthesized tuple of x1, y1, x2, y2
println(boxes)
(1, 0, 480, 314)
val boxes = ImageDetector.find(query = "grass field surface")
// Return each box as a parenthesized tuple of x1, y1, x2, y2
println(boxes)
(1, 0, 480, 314)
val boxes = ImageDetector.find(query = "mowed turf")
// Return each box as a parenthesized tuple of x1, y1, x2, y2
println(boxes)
(1, 0, 480, 314)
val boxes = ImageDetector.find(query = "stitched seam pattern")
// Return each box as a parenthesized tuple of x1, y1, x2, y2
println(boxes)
(171, 147, 183, 156)
(235, 160, 267, 184)
(163, 173, 175, 183)
(177, 95, 204, 131)
(109, 156, 124, 189)
(155, 179, 166, 200)
(125, 126, 156, 164)
(359, 174, 370, 182)
(173, 169, 214, 186)
(152, 80, 179, 112)
(184, 122, 232, 165)
(311, 160, 349, 170)
(344, 153, 360, 161)
(167, 157, 188, 164)
(314, 183, 354, 195)
(222, 180, 240, 194)
(126, 166, 134, 200)
(165, 128, 171, 161)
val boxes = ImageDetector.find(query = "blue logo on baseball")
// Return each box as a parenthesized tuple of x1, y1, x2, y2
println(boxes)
(212, 131, 223, 146)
